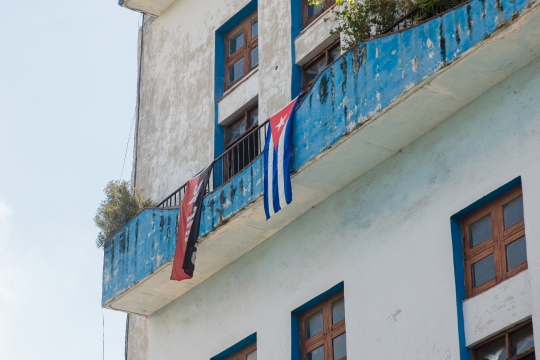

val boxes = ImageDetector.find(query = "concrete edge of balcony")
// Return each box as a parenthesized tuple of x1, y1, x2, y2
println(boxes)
(118, 0, 175, 16)
(103, 0, 540, 316)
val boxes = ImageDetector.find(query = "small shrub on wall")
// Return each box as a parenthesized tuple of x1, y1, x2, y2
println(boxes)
(316, 0, 412, 49)
(94, 180, 154, 248)
(311, 0, 464, 50)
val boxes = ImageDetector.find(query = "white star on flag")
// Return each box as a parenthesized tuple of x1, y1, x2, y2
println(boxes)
(276, 116, 286, 130)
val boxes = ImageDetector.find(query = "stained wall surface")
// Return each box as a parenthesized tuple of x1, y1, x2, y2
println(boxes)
(128, 56, 540, 359)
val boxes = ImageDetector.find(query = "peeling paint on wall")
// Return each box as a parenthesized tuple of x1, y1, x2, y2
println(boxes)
(102, 208, 179, 306)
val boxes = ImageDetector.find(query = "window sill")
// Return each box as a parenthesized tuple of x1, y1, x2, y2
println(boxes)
(219, 67, 259, 103)
(463, 270, 532, 347)
(217, 68, 259, 125)
(298, 5, 335, 40)
(295, 7, 340, 66)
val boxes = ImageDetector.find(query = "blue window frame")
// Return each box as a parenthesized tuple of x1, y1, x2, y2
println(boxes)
(211, 333, 257, 360)
(450, 177, 522, 360)
(291, 283, 345, 360)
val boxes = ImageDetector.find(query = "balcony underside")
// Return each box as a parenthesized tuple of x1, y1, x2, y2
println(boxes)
(119, 0, 175, 16)
(103, 0, 540, 316)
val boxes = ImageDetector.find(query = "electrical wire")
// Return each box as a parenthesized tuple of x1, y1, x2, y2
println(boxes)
(119, 109, 137, 181)
(102, 308, 105, 360)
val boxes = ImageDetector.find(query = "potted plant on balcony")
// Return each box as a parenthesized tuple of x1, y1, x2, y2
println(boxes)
(94, 180, 154, 248)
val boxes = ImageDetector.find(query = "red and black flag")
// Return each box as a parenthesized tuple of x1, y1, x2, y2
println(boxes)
(170, 166, 212, 281)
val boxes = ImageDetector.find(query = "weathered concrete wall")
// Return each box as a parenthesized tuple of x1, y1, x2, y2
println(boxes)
(133, 0, 297, 203)
(257, 0, 294, 120)
(134, 0, 254, 202)
(126, 314, 149, 360)
(131, 55, 540, 359)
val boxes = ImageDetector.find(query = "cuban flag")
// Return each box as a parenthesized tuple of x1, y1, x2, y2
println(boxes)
(264, 97, 299, 220)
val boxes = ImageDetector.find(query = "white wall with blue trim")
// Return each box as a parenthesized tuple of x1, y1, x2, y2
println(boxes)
(127, 54, 540, 359)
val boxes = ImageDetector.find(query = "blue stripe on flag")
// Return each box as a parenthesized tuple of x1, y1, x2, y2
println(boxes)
(264, 110, 294, 220)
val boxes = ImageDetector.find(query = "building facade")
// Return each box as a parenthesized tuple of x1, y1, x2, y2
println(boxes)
(103, 0, 540, 359)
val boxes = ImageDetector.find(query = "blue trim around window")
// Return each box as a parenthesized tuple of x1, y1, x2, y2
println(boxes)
(290, 282, 344, 360)
(210, 333, 257, 360)
(290, 0, 303, 99)
(214, 0, 258, 162)
(450, 176, 521, 360)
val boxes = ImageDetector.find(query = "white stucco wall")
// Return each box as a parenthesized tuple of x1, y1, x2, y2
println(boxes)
(127, 55, 540, 359)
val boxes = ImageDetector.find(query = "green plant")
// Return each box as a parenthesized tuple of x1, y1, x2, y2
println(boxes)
(310, 0, 412, 50)
(310, 0, 462, 50)
(94, 180, 154, 248)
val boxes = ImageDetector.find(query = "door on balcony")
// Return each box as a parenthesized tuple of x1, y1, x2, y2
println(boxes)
(224, 103, 260, 181)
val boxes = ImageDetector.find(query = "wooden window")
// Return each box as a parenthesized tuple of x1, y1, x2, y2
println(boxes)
(225, 12, 258, 90)
(302, 40, 341, 89)
(302, 0, 335, 28)
(223, 104, 260, 180)
(462, 186, 527, 298)
(224, 341, 257, 360)
(300, 292, 346, 360)
(472, 320, 535, 360)
(225, 104, 259, 148)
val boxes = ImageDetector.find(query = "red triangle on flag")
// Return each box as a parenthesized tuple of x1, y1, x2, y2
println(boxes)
(269, 98, 298, 149)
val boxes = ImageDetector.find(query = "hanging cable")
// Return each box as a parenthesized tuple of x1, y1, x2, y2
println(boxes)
(102, 308, 105, 360)
(119, 110, 137, 181)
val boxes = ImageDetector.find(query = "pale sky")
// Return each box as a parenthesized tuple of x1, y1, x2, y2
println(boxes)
(0, 1, 140, 359)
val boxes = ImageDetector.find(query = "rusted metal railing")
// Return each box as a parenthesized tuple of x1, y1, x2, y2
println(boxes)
(382, 0, 467, 34)
(157, 120, 269, 208)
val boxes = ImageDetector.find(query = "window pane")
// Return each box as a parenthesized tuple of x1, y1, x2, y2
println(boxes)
(332, 298, 345, 324)
(251, 46, 258, 68)
(504, 195, 524, 229)
(229, 31, 244, 54)
(469, 214, 493, 248)
(307, 345, 324, 360)
(472, 254, 495, 288)
(328, 44, 341, 63)
(251, 19, 258, 38)
(305, 56, 326, 84)
(510, 322, 534, 356)
(247, 107, 258, 128)
(229, 58, 244, 84)
(307, 3, 323, 19)
(305, 310, 323, 339)
(476, 337, 506, 360)
(506, 236, 527, 271)
(246, 349, 257, 360)
(226, 118, 245, 146)
(333, 333, 347, 360)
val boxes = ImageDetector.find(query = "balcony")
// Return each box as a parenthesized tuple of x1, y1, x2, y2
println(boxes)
(103, 0, 540, 316)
